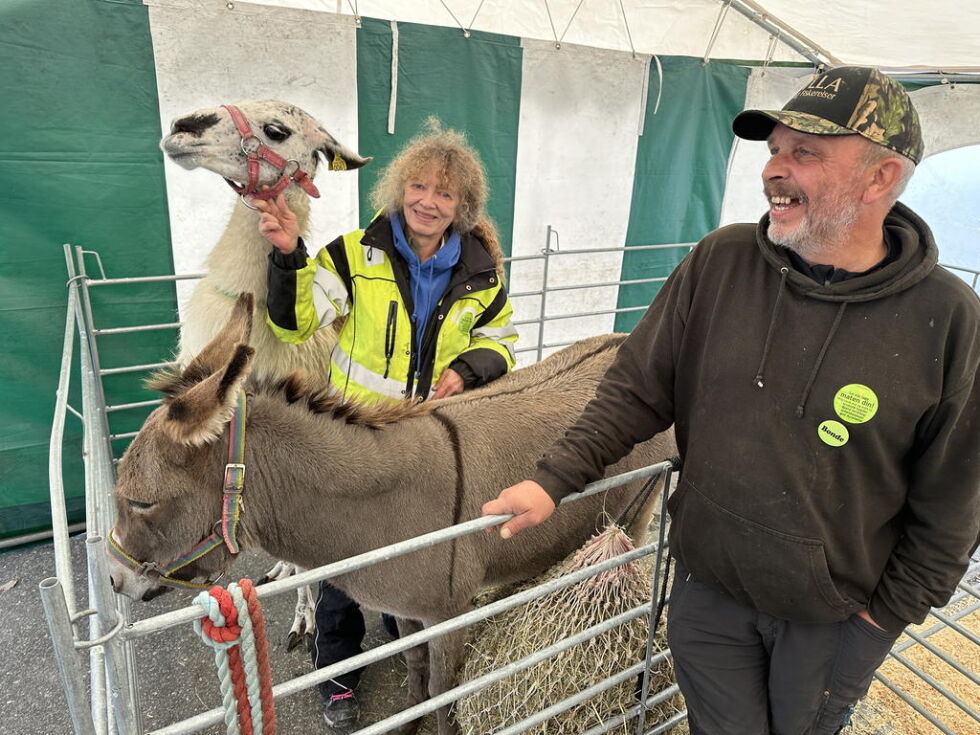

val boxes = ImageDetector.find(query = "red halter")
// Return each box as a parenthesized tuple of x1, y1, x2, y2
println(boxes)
(221, 104, 321, 201)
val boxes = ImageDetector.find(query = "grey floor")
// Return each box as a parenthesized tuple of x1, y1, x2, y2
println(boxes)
(0, 534, 428, 735)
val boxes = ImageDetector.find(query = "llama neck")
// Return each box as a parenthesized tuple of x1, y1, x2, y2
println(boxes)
(202, 190, 312, 304)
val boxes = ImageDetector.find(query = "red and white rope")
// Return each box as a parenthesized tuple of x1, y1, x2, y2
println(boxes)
(194, 580, 277, 735)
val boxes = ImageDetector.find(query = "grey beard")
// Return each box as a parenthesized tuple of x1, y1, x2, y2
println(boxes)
(767, 197, 860, 262)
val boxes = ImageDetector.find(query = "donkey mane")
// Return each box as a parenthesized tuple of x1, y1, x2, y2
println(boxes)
(259, 373, 434, 428)
(148, 330, 629, 434)
(149, 368, 433, 430)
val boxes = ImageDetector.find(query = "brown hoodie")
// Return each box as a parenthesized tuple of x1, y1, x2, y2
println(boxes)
(534, 203, 980, 632)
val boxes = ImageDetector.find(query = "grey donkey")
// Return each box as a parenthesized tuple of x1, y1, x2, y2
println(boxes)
(108, 294, 677, 735)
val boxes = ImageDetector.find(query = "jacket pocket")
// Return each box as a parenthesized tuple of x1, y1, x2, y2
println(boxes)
(670, 478, 860, 623)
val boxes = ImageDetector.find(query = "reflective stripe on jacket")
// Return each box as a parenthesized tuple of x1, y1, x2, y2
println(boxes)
(266, 213, 517, 404)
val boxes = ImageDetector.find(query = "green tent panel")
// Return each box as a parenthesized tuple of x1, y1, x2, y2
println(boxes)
(616, 56, 749, 331)
(356, 17, 523, 255)
(0, 0, 176, 539)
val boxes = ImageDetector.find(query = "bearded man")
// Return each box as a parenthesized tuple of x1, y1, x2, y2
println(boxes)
(484, 66, 980, 734)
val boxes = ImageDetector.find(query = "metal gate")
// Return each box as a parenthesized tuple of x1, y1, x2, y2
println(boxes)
(41, 243, 979, 734)
(42, 241, 686, 735)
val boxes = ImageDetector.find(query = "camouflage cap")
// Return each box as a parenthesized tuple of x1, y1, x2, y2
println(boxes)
(732, 66, 923, 163)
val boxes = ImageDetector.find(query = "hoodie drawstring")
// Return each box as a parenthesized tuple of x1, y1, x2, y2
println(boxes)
(753, 267, 790, 389)
(752, 266, 848, 418)
(795, 302, 848, 418)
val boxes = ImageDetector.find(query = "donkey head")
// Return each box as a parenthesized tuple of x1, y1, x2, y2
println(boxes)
(109, 295, 257, 601)
(160, 99, 370, 195)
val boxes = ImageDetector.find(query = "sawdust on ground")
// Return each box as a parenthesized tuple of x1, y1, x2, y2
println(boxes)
(847, 599, 979, 735)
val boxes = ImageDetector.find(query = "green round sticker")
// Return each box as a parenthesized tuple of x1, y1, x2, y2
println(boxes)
(834, 384, 878, 424)
(818, 420, 849, 447)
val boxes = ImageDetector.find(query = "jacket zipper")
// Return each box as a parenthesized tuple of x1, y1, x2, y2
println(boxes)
(383, 300, 397, 378)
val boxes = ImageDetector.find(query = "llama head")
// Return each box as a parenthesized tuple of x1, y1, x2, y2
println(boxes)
(161, 100, 370, 194)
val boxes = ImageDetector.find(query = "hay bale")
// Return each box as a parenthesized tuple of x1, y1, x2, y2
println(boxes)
(456, 525, 683, 734)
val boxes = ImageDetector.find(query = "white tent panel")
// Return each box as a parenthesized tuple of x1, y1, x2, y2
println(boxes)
(244, 0, 980, 70)
(756, 2, 980, 68)
(510, 39, 648, 360)
(718, 66, 811, 228)
(247, 0, 810, 63)
(148, 0, 362, 310)
(915, 83, 980, 158)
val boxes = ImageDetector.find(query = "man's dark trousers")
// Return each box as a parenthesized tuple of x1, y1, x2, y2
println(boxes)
(666, 563, 900, 735)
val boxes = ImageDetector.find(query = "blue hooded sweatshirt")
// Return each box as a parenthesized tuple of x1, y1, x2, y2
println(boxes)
(390, 212, 462, 356)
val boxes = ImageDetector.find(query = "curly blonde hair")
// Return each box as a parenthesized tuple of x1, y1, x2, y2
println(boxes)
(370, 118, 488, 234)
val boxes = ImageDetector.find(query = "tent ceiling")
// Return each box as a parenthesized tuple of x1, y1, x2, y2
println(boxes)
(248, 0, 980, 72)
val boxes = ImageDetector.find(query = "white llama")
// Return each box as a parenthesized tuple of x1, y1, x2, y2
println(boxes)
(162, 99, 370, 379)
(161, 100, 370, 647)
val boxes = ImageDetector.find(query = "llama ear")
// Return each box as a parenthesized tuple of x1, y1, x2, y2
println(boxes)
(315, 127, 372, 172)
(180, 293, 254, 384)
(163, 343, 255, 446)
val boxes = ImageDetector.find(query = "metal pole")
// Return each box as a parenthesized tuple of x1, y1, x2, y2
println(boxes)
(536, 226, 554, 362)
(579, 684, 681, 735)
(90, 643, 109, 735)
(492, 661, 646, 735)
(348, 606, 652, 735)
(635, 466, 674, 735)
(86, 536, 140, 734)
(0, 522, 85, 550)
(40, 577, 98, 735)
(72, 245, 117, 537)
(53, 245, 85, 613)
(67, 246, 114, 732)
(72, 247, 115, 731)
(71, 245, 143, 732)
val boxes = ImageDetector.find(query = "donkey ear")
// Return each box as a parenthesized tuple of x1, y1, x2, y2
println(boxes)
(314, 126, 372, 172)
(163, 343, 255, 446)
(180, 293, 254, 384)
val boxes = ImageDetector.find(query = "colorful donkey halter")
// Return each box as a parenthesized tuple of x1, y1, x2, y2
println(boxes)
(221, 103, 326, 204)
(107, 391, 250, 591)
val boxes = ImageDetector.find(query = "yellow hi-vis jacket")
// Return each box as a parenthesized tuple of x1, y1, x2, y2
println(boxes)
(266, 213, 517, 404)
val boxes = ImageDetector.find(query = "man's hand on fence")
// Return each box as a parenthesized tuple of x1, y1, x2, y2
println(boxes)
(482, 481, 556, 539)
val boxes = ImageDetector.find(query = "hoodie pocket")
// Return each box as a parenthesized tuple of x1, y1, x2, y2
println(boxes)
(670, 478, 860, 623)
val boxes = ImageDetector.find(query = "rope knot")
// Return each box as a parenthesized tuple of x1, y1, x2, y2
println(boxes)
(193, 580, 277, 733)
(194, 587, 242, 649)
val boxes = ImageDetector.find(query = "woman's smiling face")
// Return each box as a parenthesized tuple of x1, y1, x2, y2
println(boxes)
(401, 165, 458, 246)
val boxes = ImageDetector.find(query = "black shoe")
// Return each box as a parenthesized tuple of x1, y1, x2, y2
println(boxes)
(322, 690, 360, 732)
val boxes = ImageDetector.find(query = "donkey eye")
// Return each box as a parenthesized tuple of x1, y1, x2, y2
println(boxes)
(263, 123, 291, 142)
(127, 499, 156, 511)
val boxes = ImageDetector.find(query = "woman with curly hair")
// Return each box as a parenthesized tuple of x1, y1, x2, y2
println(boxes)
(256, 120, 518, 731)
(260, 120, 517, 405)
